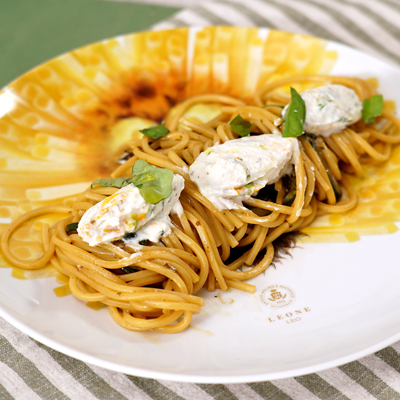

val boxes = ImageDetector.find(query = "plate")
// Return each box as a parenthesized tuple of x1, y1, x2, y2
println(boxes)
(0, 27, 400, 383)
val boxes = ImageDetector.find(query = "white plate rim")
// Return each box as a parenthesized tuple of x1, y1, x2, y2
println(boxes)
(1, 27, 400, 384)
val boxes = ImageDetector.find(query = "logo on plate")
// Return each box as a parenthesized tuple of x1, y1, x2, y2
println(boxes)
(259, 284, 296, 308)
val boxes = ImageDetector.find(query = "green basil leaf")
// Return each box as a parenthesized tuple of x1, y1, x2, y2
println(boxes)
(230, 115, 253, 137)
(65, 222, 79, 233)
(131, 160, 174, 204)
(262, 104, 285, 109)
(140, 123, 170, 139)
(91, 177, 134, 189)
(282, 87, 306, 137)
(362, 95, 383, 124)
(90, 161, 174, 205)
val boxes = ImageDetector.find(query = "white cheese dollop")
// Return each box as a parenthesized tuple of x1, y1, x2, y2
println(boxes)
(282, 84, 362, 137)
(78, 175, 184, 246)
(189, 133, 299, 210)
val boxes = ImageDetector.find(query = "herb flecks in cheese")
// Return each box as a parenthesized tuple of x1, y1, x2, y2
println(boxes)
(189, 134, 299, 210)
(78, 175, 184, 246)
(282, 84, 362, 137)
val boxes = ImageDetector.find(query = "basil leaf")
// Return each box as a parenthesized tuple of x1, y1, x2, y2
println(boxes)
(90, 161, 174, 205)
(91, 177, 134, 189)
(262, 104, 284, 109)
(65, 222, 79, 233)
(230, 115, 253, 137)
(140, 123, 170, 139)
(282, 87, 306, 137)
(131, 160, 173, 204)
(362, 95, 383, 124)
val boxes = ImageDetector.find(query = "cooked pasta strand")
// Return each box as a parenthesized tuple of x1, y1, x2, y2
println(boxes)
(2, 75, 398, 334)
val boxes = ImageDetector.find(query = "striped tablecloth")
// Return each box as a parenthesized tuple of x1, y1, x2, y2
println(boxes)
(2, 0, 400, 399)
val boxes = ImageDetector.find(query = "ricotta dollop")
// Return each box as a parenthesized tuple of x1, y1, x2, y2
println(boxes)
(78, 175, 184, 246)
(283, 84, 362, 136)
(189, 133, 299, 210)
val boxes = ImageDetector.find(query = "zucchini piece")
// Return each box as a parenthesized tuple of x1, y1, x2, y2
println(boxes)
(123, 232, 137, 240)
(283, 190, 296, 206)
(122, 233, 148, 245)
(121, 267, 137, 274)
(65, 222, 79, 233)
(282, 174, 297, 206)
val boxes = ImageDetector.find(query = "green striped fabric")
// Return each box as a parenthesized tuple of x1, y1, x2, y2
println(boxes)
(2, 0, 400, 399)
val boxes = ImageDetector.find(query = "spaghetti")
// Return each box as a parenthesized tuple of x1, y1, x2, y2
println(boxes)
(2, 75, 400, 333)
